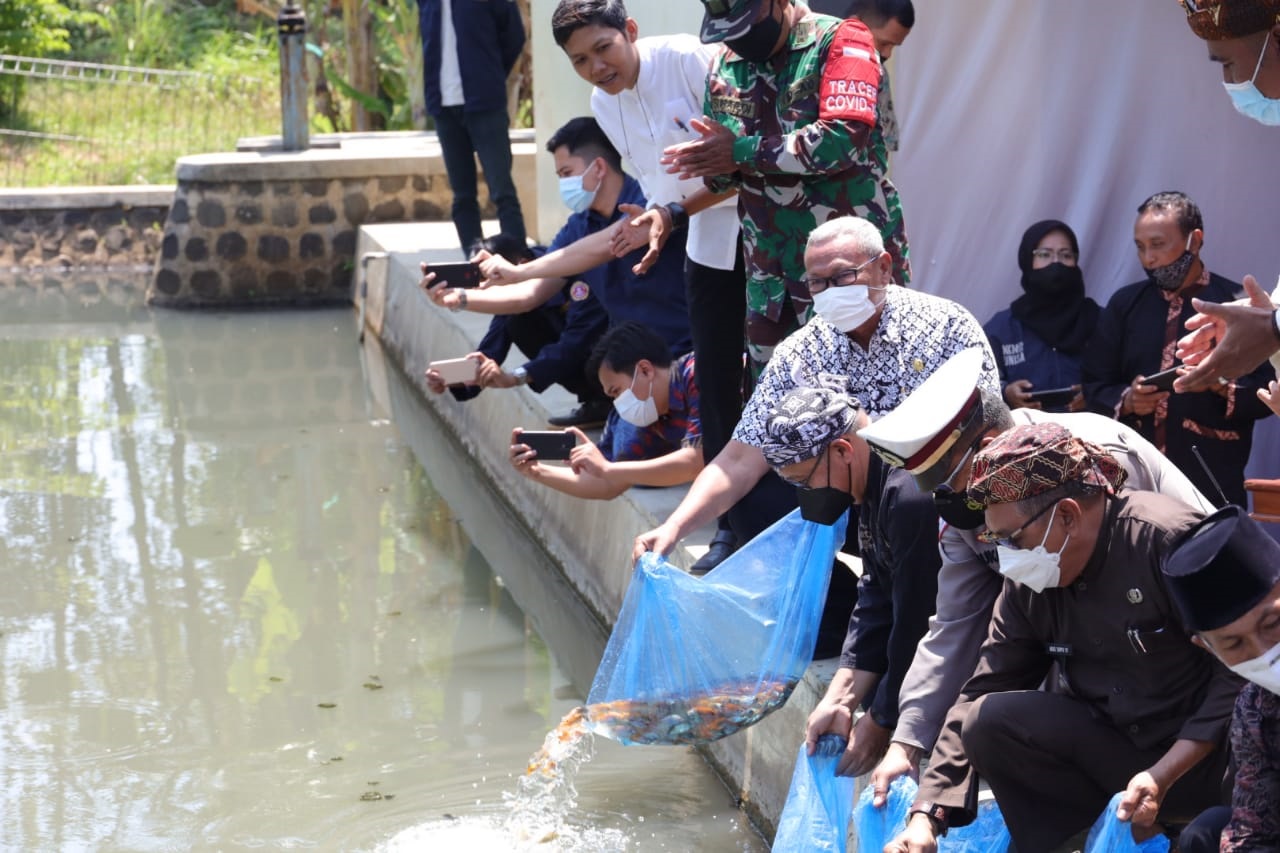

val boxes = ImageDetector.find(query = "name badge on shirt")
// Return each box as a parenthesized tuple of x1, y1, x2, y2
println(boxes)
(1047, 643, 1072, 657)
(710, 95, 757, 119)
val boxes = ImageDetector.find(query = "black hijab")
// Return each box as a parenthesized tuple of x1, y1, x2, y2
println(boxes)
(1010, 219, 1100, 356)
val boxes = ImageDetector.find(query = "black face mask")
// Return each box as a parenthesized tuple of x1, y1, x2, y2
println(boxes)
(725, 0, 783, 62)
(933, 486, 985, 531)
(798, 486, 853, 525)
(1022, 262, 1084, 298)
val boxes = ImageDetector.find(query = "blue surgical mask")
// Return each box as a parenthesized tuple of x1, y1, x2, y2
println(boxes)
(1224, 33, 1280, 126)
(558, 161, 600, 213)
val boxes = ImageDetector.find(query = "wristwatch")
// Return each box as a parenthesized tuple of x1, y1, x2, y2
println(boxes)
(908, 802, 948, 836)
(664, 201, 689, 232)
(449, 290, 468, 312)
(511, 366, 528, 386)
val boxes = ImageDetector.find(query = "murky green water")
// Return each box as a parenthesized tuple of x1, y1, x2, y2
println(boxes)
(0, 276, 764, 852)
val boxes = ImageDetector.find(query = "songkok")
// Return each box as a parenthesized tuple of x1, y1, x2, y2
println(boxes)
(762, 387, 863, 468)
(1163, 505, 1280, 631)
(857, 348, 988, 491)
(968, 422, 1128, 507)
(699, 0, 767, 44)
(1181, 0, 1280, 40)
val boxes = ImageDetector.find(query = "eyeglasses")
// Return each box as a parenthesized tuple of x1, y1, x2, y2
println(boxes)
(976, 499, 1058, 549)
(1030, 248, 1079, 264)
(701, 0, 733, 16)
(782, 455, 824, 489)
(803, 256, 878, 294)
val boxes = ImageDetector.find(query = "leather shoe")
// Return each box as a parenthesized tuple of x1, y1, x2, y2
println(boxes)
(689, 529, 737, 575)
(547, 398, 611, 429)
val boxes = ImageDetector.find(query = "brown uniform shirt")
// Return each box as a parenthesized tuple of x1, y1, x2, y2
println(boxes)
(918, 490, 1242, 824)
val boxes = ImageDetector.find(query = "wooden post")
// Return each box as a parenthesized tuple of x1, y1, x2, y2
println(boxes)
(341, 0, 379, 131)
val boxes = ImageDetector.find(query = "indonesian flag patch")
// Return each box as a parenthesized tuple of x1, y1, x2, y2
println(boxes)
(819, 18, 881, 126)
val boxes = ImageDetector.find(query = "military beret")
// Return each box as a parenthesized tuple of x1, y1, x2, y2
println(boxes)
(968, 422, 1128, 507)
(1181, 0, 1280, 41)
(762, 386, 863, 469)
(1163, 505, 1280, 632)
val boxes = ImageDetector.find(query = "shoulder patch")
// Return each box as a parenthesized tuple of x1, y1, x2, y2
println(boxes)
(818, 18, 880, 126)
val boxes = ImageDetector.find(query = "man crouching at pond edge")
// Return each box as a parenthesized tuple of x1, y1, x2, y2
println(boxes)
(886, 423, 1239, 853)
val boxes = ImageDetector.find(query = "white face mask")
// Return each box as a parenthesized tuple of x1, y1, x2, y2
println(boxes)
(994, 504, 1069, 593)
(811, 285, 884, 332)
(1224, 33, 1280, 126)
(1225, 640, 1280, 695)
(613, 369, 659, 427)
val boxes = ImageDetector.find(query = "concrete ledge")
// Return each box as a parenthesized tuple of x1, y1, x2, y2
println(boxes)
(0, 186, 175, 210)
(353, 220, 856, 841)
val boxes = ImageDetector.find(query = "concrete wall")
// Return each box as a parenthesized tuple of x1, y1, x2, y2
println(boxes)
(528, 2, 704, 243)
(0, 188, 170, 270)
(353, 220, 853, 841)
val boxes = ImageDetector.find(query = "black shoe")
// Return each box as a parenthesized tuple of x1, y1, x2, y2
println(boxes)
(548, 399, 611, 429)
(689, 529, 737, 576)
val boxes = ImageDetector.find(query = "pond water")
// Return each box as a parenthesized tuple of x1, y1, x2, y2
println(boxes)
(0, 276, 766, 852)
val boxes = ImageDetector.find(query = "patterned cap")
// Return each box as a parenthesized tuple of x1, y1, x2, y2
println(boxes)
(699, 0, 768, 44)
(761, 387, 863, 468)
(967, 422, 1128, 507)
(856, 348, 988, 491)
(1180, 0, 1280, 40)
(1163, 505, 1280, 632)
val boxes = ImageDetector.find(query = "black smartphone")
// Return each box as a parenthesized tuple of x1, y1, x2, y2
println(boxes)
(1025, 387, 1076, 408)
(517, 429, 576, 461)
(1142, 366, 1181, 392)
(425, 260, 482, 288)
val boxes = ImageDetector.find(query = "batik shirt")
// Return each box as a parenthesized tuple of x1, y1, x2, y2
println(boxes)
(1222, 683, 1280, 851)
(731, 286, 999, 448)
(703, 9, 910, 325)
(599, 352, 701, 463)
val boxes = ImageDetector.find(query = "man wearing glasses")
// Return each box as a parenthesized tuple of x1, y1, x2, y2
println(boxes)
(759, 386, 942, 781)
(633, 216, 996, 573)
(856, 348, 1212, 814)
(883, 423, 1238, 853)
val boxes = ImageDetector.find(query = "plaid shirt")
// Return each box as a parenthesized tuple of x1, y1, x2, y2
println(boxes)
(600, 352, 701, 463)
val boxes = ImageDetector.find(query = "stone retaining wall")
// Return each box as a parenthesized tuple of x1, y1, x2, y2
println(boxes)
(0, 189, 172, 270)
(149, 132, 536, 309)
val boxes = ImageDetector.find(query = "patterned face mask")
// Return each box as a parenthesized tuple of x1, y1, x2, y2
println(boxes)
(1143, 232, 1195, 292)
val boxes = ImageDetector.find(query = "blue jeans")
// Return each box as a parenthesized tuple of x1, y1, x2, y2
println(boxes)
(434, 106, 526, 254)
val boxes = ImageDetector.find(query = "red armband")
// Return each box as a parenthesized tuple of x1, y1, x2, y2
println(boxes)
(818, 18, 881, 126)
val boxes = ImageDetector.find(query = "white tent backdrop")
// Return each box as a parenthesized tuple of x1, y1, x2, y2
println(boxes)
(890, 0, 1280, 485)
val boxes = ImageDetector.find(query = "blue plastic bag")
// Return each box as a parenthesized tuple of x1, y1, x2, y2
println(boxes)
(584, 508, 848, 745)
(939, 800, 1012, 853)
(853, 774, 917, 851)
(774, 734, 856, 853)
(1084, 793, 1171, 853)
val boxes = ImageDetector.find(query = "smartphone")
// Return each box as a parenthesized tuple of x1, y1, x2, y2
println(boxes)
(1025, 387, 1076, 408)
(1141, 366, 1181, 392)
(429, 356, 479, 385)
(516, 429, 576, 461)
(425, 260, 482, 289)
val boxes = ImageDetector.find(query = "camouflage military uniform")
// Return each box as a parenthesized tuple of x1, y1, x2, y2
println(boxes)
(703, 9, 910, 366)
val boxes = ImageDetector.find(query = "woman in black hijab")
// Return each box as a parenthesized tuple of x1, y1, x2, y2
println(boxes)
(982, 220, 1101, 412)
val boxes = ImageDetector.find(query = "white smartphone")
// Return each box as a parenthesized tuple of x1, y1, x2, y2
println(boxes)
(429, 356, 479, 385)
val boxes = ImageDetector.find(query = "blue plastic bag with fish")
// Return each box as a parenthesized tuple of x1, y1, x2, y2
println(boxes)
(774, 734, 856, 853)
(1084, 793, 1170, 853)
(853, 774, 917, 852)
(584, 507, 849, 746)
(939, 800, 1012, 853)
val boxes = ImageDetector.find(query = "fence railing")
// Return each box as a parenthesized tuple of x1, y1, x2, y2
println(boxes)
(0, 54, 277, 188)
